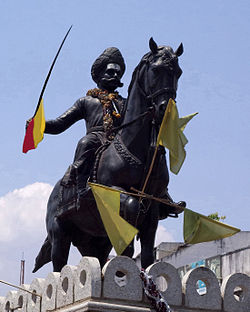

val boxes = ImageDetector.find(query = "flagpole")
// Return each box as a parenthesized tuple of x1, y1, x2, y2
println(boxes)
(130, 187, 184, 213)
(140, 144, 159, 198)
(33, 25, 72, 117)
(139, 99, 170, 199)
(89, 182, 184, 212)
(23, 26, 73, 154)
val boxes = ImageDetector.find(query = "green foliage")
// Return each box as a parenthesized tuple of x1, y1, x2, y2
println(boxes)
(208, 212, 226, 222)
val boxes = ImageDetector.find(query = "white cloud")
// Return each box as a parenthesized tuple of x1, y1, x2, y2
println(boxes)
(0, 183, 54, 296)
(155, 224, 175, 245)
(0, 182, 52, 242)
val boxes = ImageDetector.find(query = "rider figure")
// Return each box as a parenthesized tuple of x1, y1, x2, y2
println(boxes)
(44, 47, 126, 212)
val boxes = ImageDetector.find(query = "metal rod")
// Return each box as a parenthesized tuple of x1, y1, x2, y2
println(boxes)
(130, 187, 185, 211)
(0, 280, 42, 298)
(140, 145, 159, 196)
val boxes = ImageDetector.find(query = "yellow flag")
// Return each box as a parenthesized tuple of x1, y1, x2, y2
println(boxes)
(89, 183, 138, 255)
(33, 98, 46, 148)
(184, 208, 240, 244)
(157, 99, 198, 174)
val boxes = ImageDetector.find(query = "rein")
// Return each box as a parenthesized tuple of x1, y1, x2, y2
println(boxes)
(112, 107, 154, 133)
(87, 108, 154, 135)
(91, 107, 154, 183)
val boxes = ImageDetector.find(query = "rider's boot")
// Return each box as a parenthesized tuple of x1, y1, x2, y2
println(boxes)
(60, 164, 76, 187)
(158, 189, 186, 220)
(76, 169, 91, 209)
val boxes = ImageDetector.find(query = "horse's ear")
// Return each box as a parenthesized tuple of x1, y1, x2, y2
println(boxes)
(149, 37, 158, 54)
(175, 43, 184, 57)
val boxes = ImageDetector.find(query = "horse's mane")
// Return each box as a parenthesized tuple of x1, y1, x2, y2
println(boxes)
(127, 51, 152, 97)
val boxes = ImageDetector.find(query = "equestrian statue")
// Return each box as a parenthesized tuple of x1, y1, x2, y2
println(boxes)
(33, 37, 185, 273)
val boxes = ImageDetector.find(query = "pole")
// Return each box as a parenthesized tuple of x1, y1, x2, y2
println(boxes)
(19, 253, 25, 285)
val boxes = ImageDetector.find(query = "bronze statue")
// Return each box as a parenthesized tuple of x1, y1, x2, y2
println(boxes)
(33, 38, 185, 273)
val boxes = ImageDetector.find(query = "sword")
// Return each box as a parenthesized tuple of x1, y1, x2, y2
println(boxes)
(33, 25, 72, 117)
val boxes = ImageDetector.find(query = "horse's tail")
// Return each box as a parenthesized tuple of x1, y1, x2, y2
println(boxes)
(32, 236, 52, 273)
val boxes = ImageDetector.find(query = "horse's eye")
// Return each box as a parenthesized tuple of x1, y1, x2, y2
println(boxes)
(151, 64, 167, 73)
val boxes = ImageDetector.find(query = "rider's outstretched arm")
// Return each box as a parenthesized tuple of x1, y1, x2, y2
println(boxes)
(45, 98, 86, 135)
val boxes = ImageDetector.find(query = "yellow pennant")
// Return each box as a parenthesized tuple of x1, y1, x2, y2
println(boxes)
(184, 208, 240, 244)
(157, 98, 198, 174)
(89, 183, 138, 255)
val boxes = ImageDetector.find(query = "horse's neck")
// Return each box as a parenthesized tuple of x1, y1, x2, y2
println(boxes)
(120, 84, 151, 162)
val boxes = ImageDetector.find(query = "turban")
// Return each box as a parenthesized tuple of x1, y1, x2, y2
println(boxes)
(91, 47, 125, 83)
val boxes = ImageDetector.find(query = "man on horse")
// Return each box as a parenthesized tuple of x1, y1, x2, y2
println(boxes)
(44, 47, 126, 215)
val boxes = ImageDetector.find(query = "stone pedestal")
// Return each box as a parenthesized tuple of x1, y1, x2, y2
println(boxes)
(0, 256, 249, 312)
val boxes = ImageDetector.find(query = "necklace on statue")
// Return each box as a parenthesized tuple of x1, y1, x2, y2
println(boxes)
(86, 88, 121, 140)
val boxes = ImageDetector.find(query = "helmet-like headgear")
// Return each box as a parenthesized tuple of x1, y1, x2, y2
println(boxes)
(91, 47, 125, 83)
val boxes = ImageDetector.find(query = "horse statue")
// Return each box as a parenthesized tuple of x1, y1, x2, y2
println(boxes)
(33, 38, 185, 273)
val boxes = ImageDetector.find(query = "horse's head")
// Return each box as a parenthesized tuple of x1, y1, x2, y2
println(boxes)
(131, 38, 183, 125)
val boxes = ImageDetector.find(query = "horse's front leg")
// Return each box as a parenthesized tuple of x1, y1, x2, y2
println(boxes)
(50, 218, 71, 272)
(120, 194, 141, 259)
(139, 205, 159, 269)
(122, 239, 134, 258)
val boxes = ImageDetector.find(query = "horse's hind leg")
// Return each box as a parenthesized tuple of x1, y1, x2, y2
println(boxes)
(77, 236, 112, 268)
(50, 218, 71, 272)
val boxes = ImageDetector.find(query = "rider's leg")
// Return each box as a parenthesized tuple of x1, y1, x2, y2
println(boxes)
(73, 133, 103, 201)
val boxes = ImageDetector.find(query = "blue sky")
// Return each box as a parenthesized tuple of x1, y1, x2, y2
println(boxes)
(0, 0, 250, 296)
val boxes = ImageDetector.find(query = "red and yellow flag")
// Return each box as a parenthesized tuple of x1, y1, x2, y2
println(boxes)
(22, 98, 45, 153)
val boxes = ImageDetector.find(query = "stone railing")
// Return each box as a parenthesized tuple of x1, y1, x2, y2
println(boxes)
(0, 256, 249, 312)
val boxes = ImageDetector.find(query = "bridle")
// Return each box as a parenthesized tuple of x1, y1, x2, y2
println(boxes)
(113, 56, 178, 133)
(136, 60, 177, 106)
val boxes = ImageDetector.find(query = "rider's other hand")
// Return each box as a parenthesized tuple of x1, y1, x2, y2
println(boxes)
(26, 118, 32, 130)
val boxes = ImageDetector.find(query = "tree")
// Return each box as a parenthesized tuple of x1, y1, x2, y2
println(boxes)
(208, 212, 226, 222)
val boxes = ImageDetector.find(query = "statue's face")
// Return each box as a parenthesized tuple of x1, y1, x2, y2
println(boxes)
(98, 63, 123, 91)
